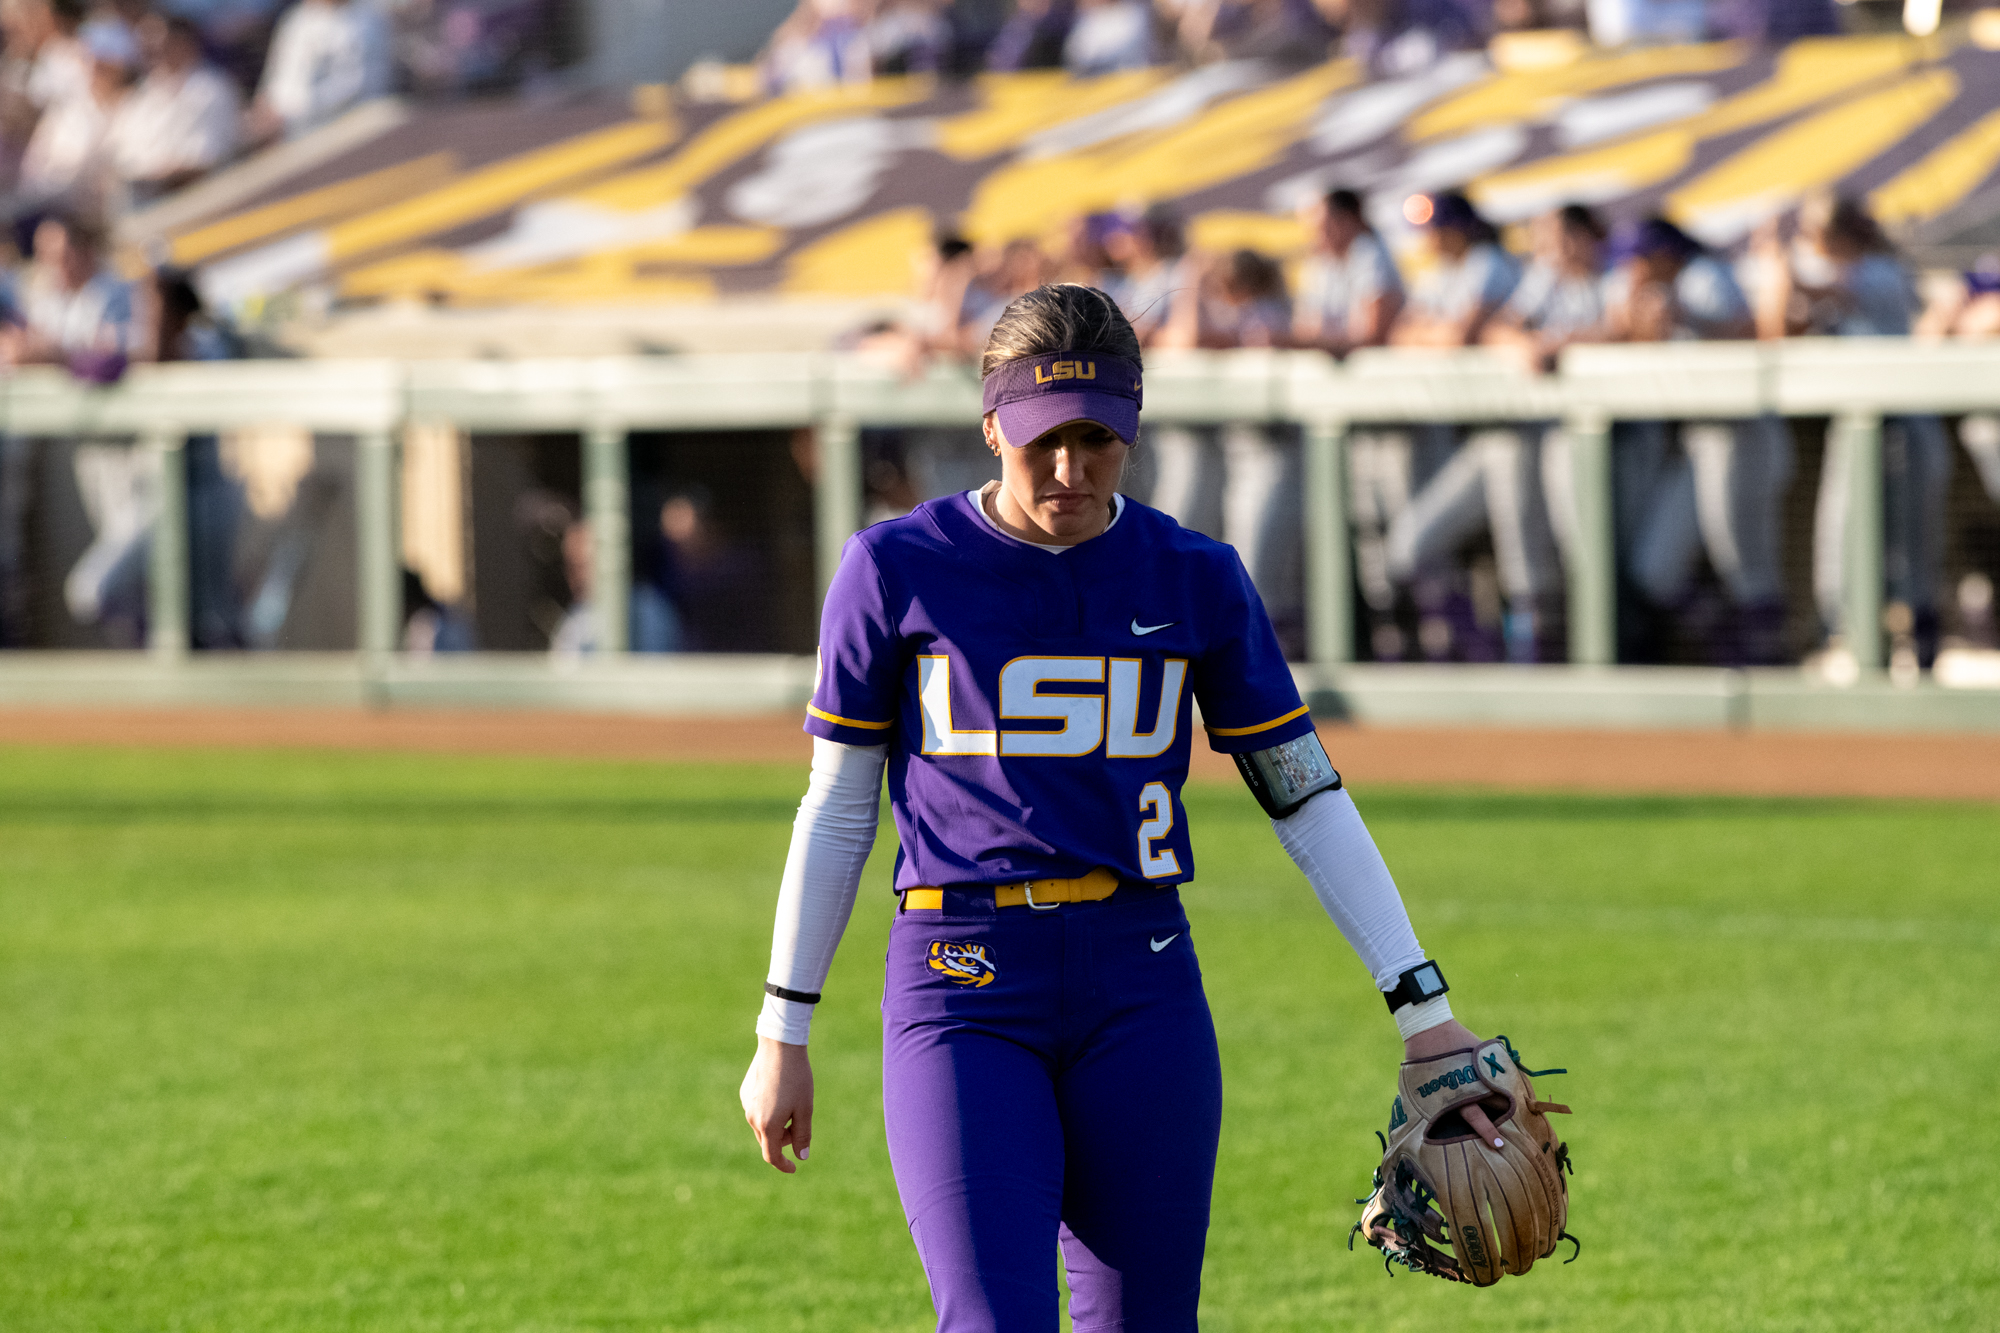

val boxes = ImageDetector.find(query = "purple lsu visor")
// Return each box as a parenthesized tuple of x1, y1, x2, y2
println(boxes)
(981, 352, 1143, 446)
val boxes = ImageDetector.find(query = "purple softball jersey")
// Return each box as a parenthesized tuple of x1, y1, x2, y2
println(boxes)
(805, 491, 1314, 894)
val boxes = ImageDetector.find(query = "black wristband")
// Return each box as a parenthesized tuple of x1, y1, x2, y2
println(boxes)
(1382, 961, 1448, 1013)
(765, 982, 822, 1005)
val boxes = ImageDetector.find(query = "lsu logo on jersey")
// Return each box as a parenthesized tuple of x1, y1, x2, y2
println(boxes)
(927, 940, 998, 987)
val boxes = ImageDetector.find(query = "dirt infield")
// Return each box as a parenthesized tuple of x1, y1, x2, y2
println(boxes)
(4, 706, 1998, 801)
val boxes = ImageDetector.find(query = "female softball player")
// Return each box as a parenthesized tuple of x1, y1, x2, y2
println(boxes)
(740, 283, 1495, 1331)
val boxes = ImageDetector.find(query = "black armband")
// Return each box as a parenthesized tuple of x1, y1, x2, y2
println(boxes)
(1382, 961, 1448, 1013)
(1234, 732, 1343, 819)
(764, 982, 822, 1005)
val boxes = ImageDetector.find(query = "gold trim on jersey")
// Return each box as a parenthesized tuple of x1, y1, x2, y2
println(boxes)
(807, 704, 894, 730)
(1205, 703, 1311, 737)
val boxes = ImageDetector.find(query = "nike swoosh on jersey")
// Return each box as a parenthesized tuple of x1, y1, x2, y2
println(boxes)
(1130, 619, 1177, 636)
(1150, 933, 1180, 952)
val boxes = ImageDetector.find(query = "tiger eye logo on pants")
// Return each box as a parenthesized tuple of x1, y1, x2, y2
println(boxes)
(927, 940, 998, 987)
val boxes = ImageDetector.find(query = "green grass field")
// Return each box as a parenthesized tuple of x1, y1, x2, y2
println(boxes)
(2, 744, 1996, 1332)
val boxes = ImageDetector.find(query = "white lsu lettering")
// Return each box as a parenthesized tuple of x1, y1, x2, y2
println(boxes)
(918, 655, 1187, 759)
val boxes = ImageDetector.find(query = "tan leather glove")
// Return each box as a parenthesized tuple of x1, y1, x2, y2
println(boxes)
(1354, 1035, 1577, 1286)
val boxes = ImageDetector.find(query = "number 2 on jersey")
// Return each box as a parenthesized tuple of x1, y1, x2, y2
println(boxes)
(1137, 781, 1181, 878)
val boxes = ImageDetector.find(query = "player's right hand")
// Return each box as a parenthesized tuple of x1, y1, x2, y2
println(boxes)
(741, 1036, 814, 1174)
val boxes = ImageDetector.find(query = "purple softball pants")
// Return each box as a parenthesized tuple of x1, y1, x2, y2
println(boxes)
(882, 885, 1224, 1333)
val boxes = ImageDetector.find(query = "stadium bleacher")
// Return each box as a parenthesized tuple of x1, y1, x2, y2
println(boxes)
(130, 34, 2000, 315)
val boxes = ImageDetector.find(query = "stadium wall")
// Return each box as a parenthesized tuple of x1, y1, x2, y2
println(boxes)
(1, 651, 1998, 732)
(4, 343, 1999, 730)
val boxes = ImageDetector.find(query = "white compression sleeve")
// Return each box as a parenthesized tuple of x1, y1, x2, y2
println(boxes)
(755, 738, 887, 1046)
(1271, 787, 1453, 1037)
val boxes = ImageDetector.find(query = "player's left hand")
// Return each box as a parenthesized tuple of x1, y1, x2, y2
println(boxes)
(740, 1036, 814, 1174)
(1402, 1019, 1502, 1147)
(1359, 1024, 1578, 1285)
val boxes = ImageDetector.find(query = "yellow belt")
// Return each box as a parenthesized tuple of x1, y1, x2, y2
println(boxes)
(902, 866, 1121, 912)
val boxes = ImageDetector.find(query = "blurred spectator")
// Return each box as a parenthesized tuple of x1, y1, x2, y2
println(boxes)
(1292, 185, 1418, 658)
(392, 0, 553, 95)
(401, 566, 476, 650)
(858, 424, 921, 524)
(549, 518, 599, 656)
(38, 243, 193, 649)
(157, 0, 287, 94)
(0, 212, 132, 377)
(1489, 0, 1578, 29)
(654, 486, 768, 651)
(1103, 204, 1185, 345)
(845, 230, 1002, 507)
(1707, 0, 1839, 43)
(984, 0, 1071, 69)
(760, 0, 870, 92)
(904, 235, 1050, 501)
(244, 0, 391, 144)
(1374, 190, 1520, 660)
(1605, 215, 1790, 664)
(131, 262, 240, 362)
(11, 16, 137, 225)
(928, 236, 981, 336)
(1486, 202, 1605, 373)
(867, 0, 952, 73)
(1753, 192, 1951, 671)
(1173, 0, 1332, 66)
(622, 500, 680, 652)
(1585, 0, 1834, 46)
(1054, 210, 1123, 288)
(46, 206, 152, 645)
(133, 266, 253, 647)
(62, 430, 153, 641)
(0, 209, 133, 648)
(0, 259, 248, 652)
(958, 235, 1052, 353)
(1391, 190, 1519, 348)
(1292, 186, 1403, 358)
(1488, 200, 1608, 644)
(0, 379, 21, 644)
(1606, 216, 1750, 342)
(1950, 570, 1996, 650)
(553, 490, 778, 655)
(1064, 0, 1150, 71)
(1331, 0, 1487, 75)
(1449, 202, 1613, 661)
(854, 230, 977, 373)
(1585, 0, 1703, 46)
(551, 507, 695, 656)
(1152, 245, 1303, 643)
(1916, 252, 2000, 339)
(109, 13, 239, 208)
(1160, 245, 1289, 348)
(1962, 412, 2000, 505)
(1750, 193, 1911, 341)
(0, 0, 88, 191)
(15, 0, 89, 108)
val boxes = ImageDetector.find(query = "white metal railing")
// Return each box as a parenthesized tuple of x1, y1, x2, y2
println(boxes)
(4, 337, 1997, 678)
